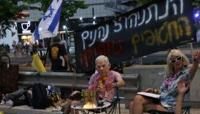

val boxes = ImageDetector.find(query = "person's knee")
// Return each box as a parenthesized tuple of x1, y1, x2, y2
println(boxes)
(133, 95, 145, 104)
(129, 101, 133, 109)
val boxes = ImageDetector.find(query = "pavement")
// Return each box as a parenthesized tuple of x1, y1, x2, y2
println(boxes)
(1, 104, 200, 114)
(116, 104, 200, 114)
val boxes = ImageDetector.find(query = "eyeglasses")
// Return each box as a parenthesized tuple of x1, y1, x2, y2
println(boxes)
(170, 56, 182, 63)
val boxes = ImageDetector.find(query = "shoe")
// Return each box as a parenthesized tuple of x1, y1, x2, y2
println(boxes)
(5, 100, 13, 107)
(0, 100, 5, 105)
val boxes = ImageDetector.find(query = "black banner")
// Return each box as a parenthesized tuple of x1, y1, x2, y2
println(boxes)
(74, 0, 194, 72)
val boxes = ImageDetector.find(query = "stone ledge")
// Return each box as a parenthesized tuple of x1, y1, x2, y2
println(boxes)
(0, 105, 62, 114)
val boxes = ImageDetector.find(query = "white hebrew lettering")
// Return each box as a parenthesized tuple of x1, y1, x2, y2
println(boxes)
(100, 24, 109, 42)
(138, 10, 146, 26)
(88, 30, 97, 47)
(158, 0, 169, 20)
(80, 25, 110, 50)
(81, 31, 89, 50)
(113, 21, 122, 33)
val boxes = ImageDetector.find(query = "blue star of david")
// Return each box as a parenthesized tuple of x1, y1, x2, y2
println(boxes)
(43, 6, 54, 20)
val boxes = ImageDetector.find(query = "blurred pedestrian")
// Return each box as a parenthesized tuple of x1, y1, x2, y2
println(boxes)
(48, 37, 70, 72)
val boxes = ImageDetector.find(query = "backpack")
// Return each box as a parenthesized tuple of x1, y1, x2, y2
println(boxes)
(31, 83, 50, 109)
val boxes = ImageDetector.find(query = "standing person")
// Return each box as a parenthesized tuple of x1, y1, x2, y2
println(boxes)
(129, 49, 200, 114)
(48, 37, 70, 72)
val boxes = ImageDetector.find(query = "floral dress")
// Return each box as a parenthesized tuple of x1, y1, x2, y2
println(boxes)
(160, 67, 191, 111)
(88, 70, 120, 102)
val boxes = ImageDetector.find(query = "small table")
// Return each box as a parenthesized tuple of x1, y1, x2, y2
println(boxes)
(71, 101, 111, 114)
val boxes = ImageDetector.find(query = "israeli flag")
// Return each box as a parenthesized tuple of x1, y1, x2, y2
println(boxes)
(33, 0, 63, 40)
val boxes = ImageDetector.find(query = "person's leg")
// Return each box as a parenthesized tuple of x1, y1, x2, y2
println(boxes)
(70, 100, 80, 114)
(130, 95, 168, 114)
(129, 101, 133, 114)
(3, 88, 26, 101)
(131, 95, 153, 114)
(61, 91, 81, 114)
(61, 99, 72, 114)
(144, 103, 167, 112)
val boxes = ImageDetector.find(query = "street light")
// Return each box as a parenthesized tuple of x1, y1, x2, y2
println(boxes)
(62, 25, 67, 30)
(79, 17, 83, 22)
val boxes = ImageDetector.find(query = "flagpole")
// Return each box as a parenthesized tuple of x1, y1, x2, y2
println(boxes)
(43, 39, 45, 48)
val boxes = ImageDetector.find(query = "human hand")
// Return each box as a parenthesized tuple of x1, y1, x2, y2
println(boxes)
(144, 88, 154, 93)
(144, 88, 159, 94)
(192, 50, 200, 63)
(177, 80, 189, 95)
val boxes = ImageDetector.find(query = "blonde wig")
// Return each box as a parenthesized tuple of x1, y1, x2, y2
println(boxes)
(166, 49, 189, 77)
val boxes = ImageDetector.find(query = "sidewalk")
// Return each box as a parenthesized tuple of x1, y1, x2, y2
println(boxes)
(0, 102, 200, 114)
(118, 104, 200, 114)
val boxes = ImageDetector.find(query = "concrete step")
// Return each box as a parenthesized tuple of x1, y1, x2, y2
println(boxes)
(0, 105, 62, 114)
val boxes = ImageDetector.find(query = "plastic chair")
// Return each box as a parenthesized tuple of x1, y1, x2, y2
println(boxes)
(107, 87, 123, 114)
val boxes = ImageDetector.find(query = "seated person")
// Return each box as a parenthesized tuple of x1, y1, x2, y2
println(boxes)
(61, 55, 125, 114)
(129, 49, 200, 114)
(88, 55, 125, 102)
(0, 84, 61, 110)
(0, 87, 32, 107)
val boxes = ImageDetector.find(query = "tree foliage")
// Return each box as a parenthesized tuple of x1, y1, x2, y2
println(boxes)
(0, 0, 25, 38)
(0, 0, 86, 39)
(24, 0, 87, 21)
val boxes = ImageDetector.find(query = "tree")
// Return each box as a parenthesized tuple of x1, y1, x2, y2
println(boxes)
(0, 0, 86, 39)
(24, 0, 87, 22)
(0, 0, 28, 38)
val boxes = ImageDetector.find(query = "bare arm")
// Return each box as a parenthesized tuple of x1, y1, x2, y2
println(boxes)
(175, 93, 184, 114)
(64, 55, 70, 69)
(113, 72, 125, 88)
(175, 81, 189, 114)
(189, 50, 200, 80)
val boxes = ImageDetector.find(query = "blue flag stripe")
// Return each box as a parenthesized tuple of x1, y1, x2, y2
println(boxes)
(48, 4, 62, 33)
(34, 27, 40, 40)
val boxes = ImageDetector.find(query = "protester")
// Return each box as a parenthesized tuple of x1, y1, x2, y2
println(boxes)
(59, 55, 125, 114)
(48, 37, 70, 72)
(129, 49, 200, 114)
(88, 55, 125, 101)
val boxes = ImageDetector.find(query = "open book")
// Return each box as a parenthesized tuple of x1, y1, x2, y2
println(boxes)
(137, 92, 160, 99)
